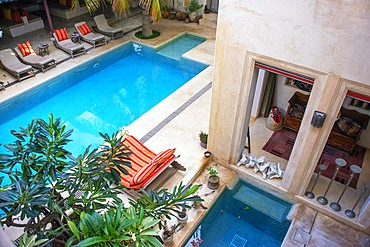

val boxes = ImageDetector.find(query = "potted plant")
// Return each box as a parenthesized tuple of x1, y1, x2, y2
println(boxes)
(207, 163, 219, 189)
(0, 114, 202, 246)
(162, 4, 170, 18)
(188, 0, 204, 22)
(169, 0, 176, 19)
(199, 130, 208, 148)
(162, 219, 177, 244)
(177, 207, 188, 225)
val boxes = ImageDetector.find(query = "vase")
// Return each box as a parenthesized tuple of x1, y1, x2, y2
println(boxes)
(162, 232, 174, 244)
(200, 141, 207, 148)
(177, 213, 188, 225)
(207, 175, 219, 189)
(162, 11, 169, 18)
(189, 11, 197, 22)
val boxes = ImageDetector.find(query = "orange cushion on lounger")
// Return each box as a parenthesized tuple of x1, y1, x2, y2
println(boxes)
(17, 41, 35, 57)
(130, 162, 157, 186)
(55, 28, 69, 42)
(152, 148, 175, 165)
(77, 23, 92, 36)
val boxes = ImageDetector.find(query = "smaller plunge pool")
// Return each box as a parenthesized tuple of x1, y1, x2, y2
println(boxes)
(185, 180, 293, 247)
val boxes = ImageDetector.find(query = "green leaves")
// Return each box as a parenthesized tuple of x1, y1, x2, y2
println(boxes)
(130, 181, 202, 222)
(66, 205, 160, 246)
(17, 232, 48, 247)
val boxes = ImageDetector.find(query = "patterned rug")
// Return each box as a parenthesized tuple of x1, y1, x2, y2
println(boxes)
(262, 128, 366, 188)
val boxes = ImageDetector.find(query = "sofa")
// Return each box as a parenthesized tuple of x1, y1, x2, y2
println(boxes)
(284, 91, 369, 154)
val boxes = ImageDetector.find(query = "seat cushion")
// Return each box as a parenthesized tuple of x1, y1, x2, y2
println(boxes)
(77, 23, 92, 36)
(17, 41, 35, 57)
(55, 28, 69, 42)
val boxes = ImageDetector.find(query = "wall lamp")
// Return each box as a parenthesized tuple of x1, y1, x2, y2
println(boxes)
(311, 111, 326, 128)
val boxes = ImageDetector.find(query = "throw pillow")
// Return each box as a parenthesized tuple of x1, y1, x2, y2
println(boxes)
(289, 103, 305, 119)
(55, 28, 69, 42)
(130, 162, 157, 186)
(152, 148, 176, 165)
(337, 117, 361, 136)
(77, 23, 92, 36)
(17, 41, 35, 57)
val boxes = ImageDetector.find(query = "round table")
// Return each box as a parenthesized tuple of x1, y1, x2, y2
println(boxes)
(37, 43, 49, 57)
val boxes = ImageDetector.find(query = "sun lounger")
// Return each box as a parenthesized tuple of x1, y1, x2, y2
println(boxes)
(93, 14, 124, 40)
(14, 44, 56, 72)
(74, 22, 107, 48)
(113, 135, 176, 190)
(0, 48, 34, 81)
(52, 28, 86, 59)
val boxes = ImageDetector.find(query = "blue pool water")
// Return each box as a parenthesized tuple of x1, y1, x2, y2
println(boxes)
(156, 33, 206, 60)
(185, 181, 292, 247)
(0, 38, 207, 185)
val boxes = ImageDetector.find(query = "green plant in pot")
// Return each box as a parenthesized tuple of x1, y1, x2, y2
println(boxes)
(207, 163, 219, 190)
(188, 0, 203, 22)
(199, 131, 208, 148)
(0, 114, 202, 246)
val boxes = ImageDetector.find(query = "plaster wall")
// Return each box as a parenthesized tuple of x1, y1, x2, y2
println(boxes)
(218, 0, 370, 85)
(208, 0, 370, 230)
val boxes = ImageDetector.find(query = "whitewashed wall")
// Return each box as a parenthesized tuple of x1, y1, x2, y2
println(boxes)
(218, 0, 370, 85)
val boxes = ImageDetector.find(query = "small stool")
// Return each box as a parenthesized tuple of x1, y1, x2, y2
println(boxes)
(71, 33, 80, 43)
(38, 43, 49, 57)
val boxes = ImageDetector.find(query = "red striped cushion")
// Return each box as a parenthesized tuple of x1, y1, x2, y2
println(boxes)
(130, 162, 157, 185)
(152, 148, 176, 165)
(17, 41, 35, 57)
(55, 28, 69, 42)
(12, 9, 22, 23)
(77, 23, 92, 36)
(20, 9, 30, 21)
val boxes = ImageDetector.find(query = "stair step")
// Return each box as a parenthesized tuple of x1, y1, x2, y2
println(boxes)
(233, 185, 291, 222)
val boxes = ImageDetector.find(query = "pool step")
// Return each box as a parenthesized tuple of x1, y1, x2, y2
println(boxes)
(233, 185, 290, 222)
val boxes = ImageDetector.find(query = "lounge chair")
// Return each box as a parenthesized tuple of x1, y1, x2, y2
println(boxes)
(0, 48, 34, 81)
(52, 28, 86, 59)
(93, 14, 124, 40)
(113, 135, 176, 190)
(74, 22, 107, 48)
(14, 43, 56, 72)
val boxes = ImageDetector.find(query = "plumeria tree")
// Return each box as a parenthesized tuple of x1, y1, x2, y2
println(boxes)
(75, 0, 166, 37)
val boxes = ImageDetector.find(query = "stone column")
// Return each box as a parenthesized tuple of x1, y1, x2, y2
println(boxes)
(281, 74, 345, 196)
(358, 195, 370, 229)
(208, 28, 255, 165)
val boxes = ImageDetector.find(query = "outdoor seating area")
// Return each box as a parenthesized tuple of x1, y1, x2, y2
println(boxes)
(0, 48, 35, 81)
(0, 12, 130, 88)
(0, 3, 369, 247)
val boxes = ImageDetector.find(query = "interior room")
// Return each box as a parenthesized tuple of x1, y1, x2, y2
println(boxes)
(239, 65, 370, 224)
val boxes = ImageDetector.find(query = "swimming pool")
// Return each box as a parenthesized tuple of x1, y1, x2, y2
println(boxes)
(185, 181, 292, 247)
(0, 38, 207, 183)
(156, 33, 206, 60)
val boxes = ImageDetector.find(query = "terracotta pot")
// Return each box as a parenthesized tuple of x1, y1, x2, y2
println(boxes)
(207, 175, 219, 190)
(176, 11, 182, 19)
(162, 11, 169, 18)
(181, 12, 188, 20)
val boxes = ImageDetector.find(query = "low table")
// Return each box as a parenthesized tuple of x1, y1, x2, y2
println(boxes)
(38, 43, 49, 57)
(71, 33, 80, 43)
